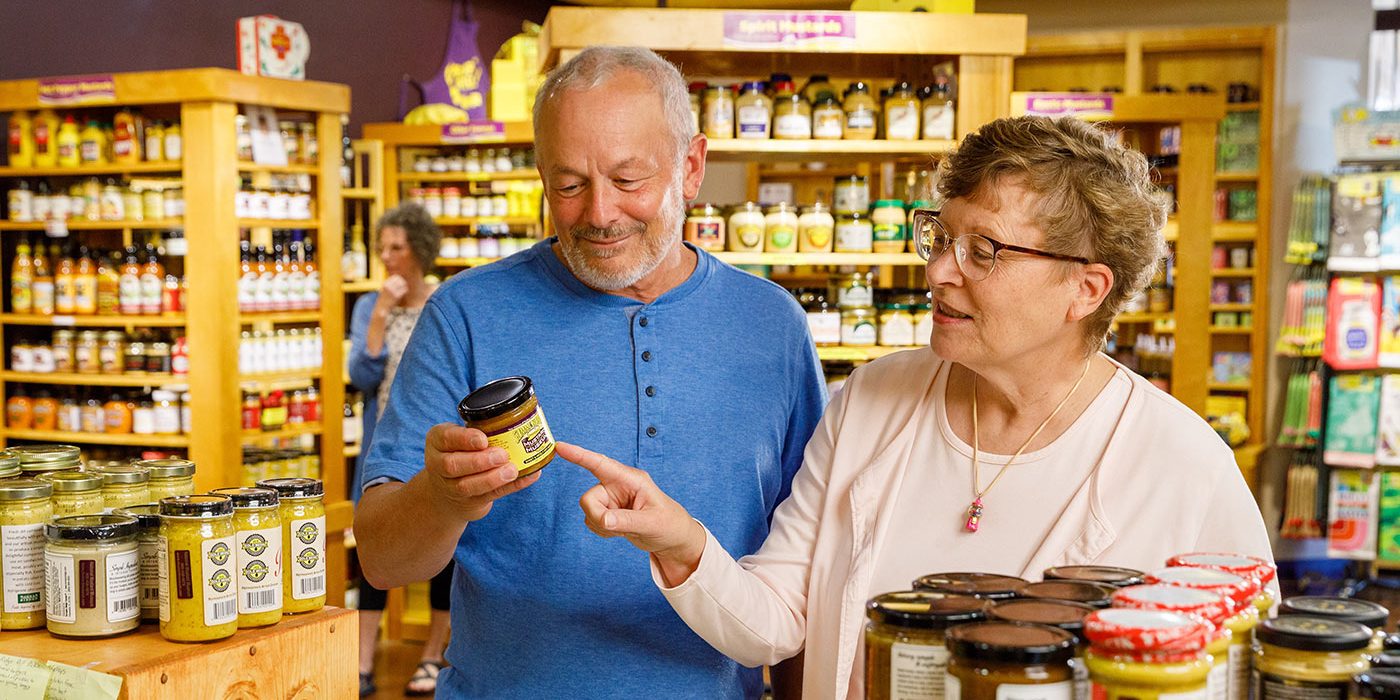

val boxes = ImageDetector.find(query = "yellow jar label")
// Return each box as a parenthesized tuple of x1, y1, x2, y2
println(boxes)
(289, 516, 325, 601)
(736, 224, 763, 249)
(890, 642, 946, 699)
(237, 526, 282, 614)
(2, 524, 45, 613)
(803, 225, 833, 249)
(485, 408, 556, 474)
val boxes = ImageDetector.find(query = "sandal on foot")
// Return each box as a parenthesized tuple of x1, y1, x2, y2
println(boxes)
(404, 660, 444, 697)
(359, 672, 376, 698)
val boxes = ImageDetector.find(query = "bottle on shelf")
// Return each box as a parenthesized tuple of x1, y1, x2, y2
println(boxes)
(74, 245, 97, 315)
(32, 242, 55, 316)
(163, 122, 182, 162)
(271, 241, 290, 312)
(6, 385, 33, 430)
(33, 109, 59, 168)
(8, 111, 34, 168)
(55, 115, 80, 168)
(11, 236, 34, 314)
(340, 114, 353, 187)
(118, 246, 142, 316)
(79, 118, 107, 165)
(7, 180, 32, 222)
(302, 241, 320, 310)
(254, 245, 273, 313)
(287, 238, 307, 310)
(96, 250, 120, 315)
(32, 389, 57, 431)
(238, 240, 255, 313)
(112, 109, 141, 164)
(140, 244, 164, 315)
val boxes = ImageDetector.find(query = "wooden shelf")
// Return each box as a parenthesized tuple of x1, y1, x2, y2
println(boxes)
(237, 162, 320, 175)
(342, 188, 376, 199)
(1, 427, 188, 447)
(1208, 382, 1252, 392)
(341, 279, 379, 294)
(437, 257, 500, 267)
(242, 423, 323, 441)
(1226, 102, 1261, 112)
(434, 216, 539, 227)
(1212, 222, 1258, 241)
(0, 162, 181, 177)
(0, 218, 183, 231)
(1210, 303, 1255, 312)
(238, 311, 324, 325)
(239, 370, 321, 387)
(1211, 268, 1256, 278)
(712, 251, 924, 266)
(398, 170, 539, 182)
(817, 346, 922, 362)
(0, 313, 184, 327)
(1, 371, 183, 387)
(706, 139, 956, 162)
(1215, 171, 1259, 182)
(1210, 327, 1255, 335)
(238, 218, 319, 229)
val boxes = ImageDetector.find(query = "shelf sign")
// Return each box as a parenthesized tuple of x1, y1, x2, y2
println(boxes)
(1011, 92, 1114, 121)
(441, 121, 506, 144)
(37, 74, 116, 106)
(722, 12, 856, 49)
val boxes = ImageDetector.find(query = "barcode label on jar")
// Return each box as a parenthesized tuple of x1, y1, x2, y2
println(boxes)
(45, 551, 76, 624)
(202, 536, 237, 626)
(211, 599, 237, 622)
(890, 642, 946, 699)
(2, 523, 46, 613)
(289, 516, 325, 600)
(996, 681, 1072, 700)
(107, 548, 139, 623)
(236, 526, 282, 614)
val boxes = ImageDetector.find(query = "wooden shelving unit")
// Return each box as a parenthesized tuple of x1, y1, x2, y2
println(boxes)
(714, 252, 924, 267)
(1015, 25, 1277, 486)
(0, 219, 184, 231)
(0, 67, 352, 604)
(0, 371, 182, 387)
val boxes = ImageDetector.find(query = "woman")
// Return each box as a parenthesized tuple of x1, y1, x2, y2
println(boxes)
(348, 203, 451, 697)
(560, 116, 1273, 698)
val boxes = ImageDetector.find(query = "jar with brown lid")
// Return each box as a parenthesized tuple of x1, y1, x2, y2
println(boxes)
(1044, 565, 1146, 588)
(1017, 580, 1117, 608)
(914, 571, 1028, 600)
(988, 599, 1097, 700)
(864, 591, 986, 700)
(457, 376, 556, 477)
(945, 621, 1077, 700)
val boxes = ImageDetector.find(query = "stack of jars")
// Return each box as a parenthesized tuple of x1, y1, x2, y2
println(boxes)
(240, 387, 321, 432)
(440, 225, 538, 261)
(238, 327, 323, 375)
(408, 180, 543, 222)
(241, 447, 321, 485)
(11, 328, 187, 377)
(7, 386, 189, 436)
(410, 146, 534, 175)
(234, 174, 315, 221)
(7, 177, 184, 223)
(6, 108, 180, 170)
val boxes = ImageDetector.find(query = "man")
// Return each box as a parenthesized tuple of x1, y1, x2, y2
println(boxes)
(355, 46, 827, 698)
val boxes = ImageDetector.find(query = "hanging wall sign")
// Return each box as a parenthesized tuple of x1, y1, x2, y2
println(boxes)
(722, 12, 857, 49)
(37, 75, 116, 106)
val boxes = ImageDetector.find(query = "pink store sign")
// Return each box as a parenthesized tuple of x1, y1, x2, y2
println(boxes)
(440, 121, 506, 144)
(37, 75, 116, 106)
(722, 12, 856, 49)
(1013, 93, 1115, 121)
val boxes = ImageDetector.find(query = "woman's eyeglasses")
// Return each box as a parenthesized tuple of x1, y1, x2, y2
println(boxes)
(910, 209, 1092, 281)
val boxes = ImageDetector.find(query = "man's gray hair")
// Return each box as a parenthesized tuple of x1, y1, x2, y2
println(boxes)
(533, 46, 695, 167)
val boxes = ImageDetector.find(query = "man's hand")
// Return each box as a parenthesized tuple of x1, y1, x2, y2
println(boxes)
(424, 423, 541, 523)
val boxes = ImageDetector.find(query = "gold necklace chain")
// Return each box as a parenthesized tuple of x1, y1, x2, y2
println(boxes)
(964, 358, 1092, 533)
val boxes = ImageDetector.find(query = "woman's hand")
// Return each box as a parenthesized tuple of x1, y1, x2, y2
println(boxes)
(559, 441, 707, 586)
(377, 274, 409, 309)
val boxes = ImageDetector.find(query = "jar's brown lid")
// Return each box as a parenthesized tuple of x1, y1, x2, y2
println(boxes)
(0, 478, 52, 500)
(94, 465, 151, 485)
(1044, 565, 1146, 587)
(458, 376, 536, 423)
(987, 599, 1095, 638)
(945, 621, 1076, 664)
(36, 470, 104, 492)
(865, 591, 986, 630)
(136, 458, 195, 478)
(914, 572, 1027, 599)
(1018, 580, 1116, 607)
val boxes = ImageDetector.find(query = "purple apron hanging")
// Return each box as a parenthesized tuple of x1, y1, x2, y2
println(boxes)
(400, 0, 491, 120)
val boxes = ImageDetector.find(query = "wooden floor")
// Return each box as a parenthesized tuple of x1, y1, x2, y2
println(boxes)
(365, 639, 440, 699)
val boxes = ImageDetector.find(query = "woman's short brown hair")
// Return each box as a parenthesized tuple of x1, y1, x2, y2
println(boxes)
(373, 203, 442, 274)
(937, 115, 1171, 353)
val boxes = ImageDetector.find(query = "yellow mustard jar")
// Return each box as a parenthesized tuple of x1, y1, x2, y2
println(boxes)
(158, 495, 238, 642)
(139, 458, 196, 501)
(0, 450, 19, 479)
(37, 470, 104, 517)
(1168, 553, 1278, 620)
(1112, 583, 1239, 700)
(210, 487, 283, 628)
(1148, 567, 1262, 700)
(114, 503, 161, 622)
(864, 591, 986, 700)
(1253, 615, 1371, 700)
(256, 478, 325, 614)
(456, 377, 557, 478)
(44, 514, 140, 638)
(1084, 608, 1213, 700)
(0, 478, 53, 629)
(95, 465, 151, 511)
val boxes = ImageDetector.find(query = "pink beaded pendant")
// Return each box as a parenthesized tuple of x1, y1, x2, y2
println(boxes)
(964, 498, 984, 533)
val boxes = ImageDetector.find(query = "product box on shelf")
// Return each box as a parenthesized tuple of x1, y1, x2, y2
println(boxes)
(1324, 373, 1382, 468)
(1328, 467, 1380, 561)
(237, 15, 310, 81)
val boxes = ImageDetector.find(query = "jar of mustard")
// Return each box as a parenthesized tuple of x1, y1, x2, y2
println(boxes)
(841, 306, 877, 348)
(687, 82, 704, 135)
(684, 203, 726, 252)
(44, 514, 140, 638)
(75, 331, 100, 374)
(37, 470, 104, 517)
(114, 503, 161, 622)
(877, 303, 915, 347)
(13, 444, 82, 477)
(811, 93, 844, 140)
(52, 330, 76, 372)
(833, 271, 874, 309)
(456, 377, 556, 478)
(0, 478, 53, 629)
(1167, 553, 1278, 620)
(1046, 566, 1147, 588)
(988, 599, 1097, 700)
(727, 202, 766, 252)
(834, 212, 873, 253)
(922, 79, 956, 139)
(1018, 580, 1117, 609)
(158, 495, 237, 642)
(843, 82, 878, 140)
(1254, 616, 1371, 700)
(1112, 584, 1239, 700)
(946, 621, 1077, 700)
(915, 572, 1029, 600)
(1277, 597, 1388, 654)
(1148, 567, 1262, 700)
(702, 85, 735, 140)
(99, 331, 126, 375)
(95, 465, 152, 511)
(139, 458, 196, 501)
(210, 487, 283, 628)
(871, 200, 907, 253)
(833, 175, 870, 215)
(0, 451, 17, 480)
(1085, 608, 1213, 700)
(772, 92, 812, 140)
(798, 203, 835, 253)
(913, 299, 933, 346)
(735, 81, 772, 140)
(884, 81, 921, 141)
(799, 289, 841, 348)
(765, 203, 799, 253)
(257, 478, 325, 614)
(864, 591, 986, 700)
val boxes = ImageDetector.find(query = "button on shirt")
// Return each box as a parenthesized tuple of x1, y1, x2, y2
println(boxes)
(362, 239, 828, 699)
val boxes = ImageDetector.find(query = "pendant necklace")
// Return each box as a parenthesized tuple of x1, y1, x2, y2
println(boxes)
(964, 359, 1092, 533)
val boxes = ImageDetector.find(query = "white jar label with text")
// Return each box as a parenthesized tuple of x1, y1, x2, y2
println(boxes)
(45, 551, 76, 624)
(137, 540, 160, 612)
(290, 516, 326, 600)
(890, 642, 946, 699)
(237, 526, 283, 614)
(2, 524, 46, 613)
(807, 312, 842, 345)
(997, 681, 1072, 700)
(886, 105, 919, 140)
(774, 114, 812, 139)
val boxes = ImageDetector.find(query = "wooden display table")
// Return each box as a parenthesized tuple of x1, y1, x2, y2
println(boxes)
(0, 607, 355, 699)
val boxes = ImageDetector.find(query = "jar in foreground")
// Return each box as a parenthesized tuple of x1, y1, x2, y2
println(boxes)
(456, 376, 556, 477)
(1167, 553, 1278, 619)
(210, 486, 283, 628)
(94, 465, 151, 511)
(1018, 580, 1117, 608)
(1112, 584, 1237, 700)
(1276, 596, 1388, 653)
(158, 495, 238, 642)
(138, 458, 195, 501)
(1045, 565, 1146, 588)
(114, 503, 161, 622)
(256, 478, 325, 614)
(914, 571, 1028, 600)
(1253, 615, 1371, 700)
(12, 443, 82, 477)
(864, 590, 986, 700)
(0, 478, 53, 629)
(37, 470, 104, 517)
(1147, 566, 1262, 699)
(1084, 608, 1213, 700)
(945, 621, 1077, 700)
(0, 450, 19, 479)
(987, 599, 1097, 700)
(44, 514, 140, 638)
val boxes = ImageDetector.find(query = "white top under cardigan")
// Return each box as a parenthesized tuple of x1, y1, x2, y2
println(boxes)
(655, 348, 1275, 700)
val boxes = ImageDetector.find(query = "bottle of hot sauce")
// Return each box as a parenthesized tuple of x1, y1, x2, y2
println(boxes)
(74, 246, 97, 315)
(11, 236, 34, 314)
(118, 246, 142, 316)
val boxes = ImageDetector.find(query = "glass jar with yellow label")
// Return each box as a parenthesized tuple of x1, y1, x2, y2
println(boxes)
(684, 203, 726, 252)
(256, 478, 325, 614)
(864, 591, 986, 700)
(915, 571, 1028, 600)
(812, 93, 844, 140)
(210, 487, 283, 628)
(798, 203, 835, 253)
(1046, 565, 1146, 588)
(1254, 615, 1371, 700)
(702, 85, 735, 140)
(0, 450, 19, 479)
(988, 599, 1097, 700)
(1167, 553, 1278, 620)
(833, 175, 870, 215)
(843, 82, 878, 140)
(772, 91, 812, 140)
(158, 495, 237, 642)
(114, 503, 161, 622)
(884, 81, 921, 141)
(1277, 597, 1388, 654)
(0, 478, 53, 629)
(13, 444, 82, 478)
(871, 200, 907, 253)
(946, 621, 1077, 700)
(139, 458, 196, 501)
(95, 465, 151, 511)
(799, 289, 842, 348)
(44, 514, 140, 638)
(1147, 567, 1261, 700)
(1085, 608, 1213, 700)
(456, 376, 556, 477)
(37, 470, 104, 517)
(1112, 584, 1238, 700)
(727, 202, 766, 252)
(765, 203, 799, 253)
